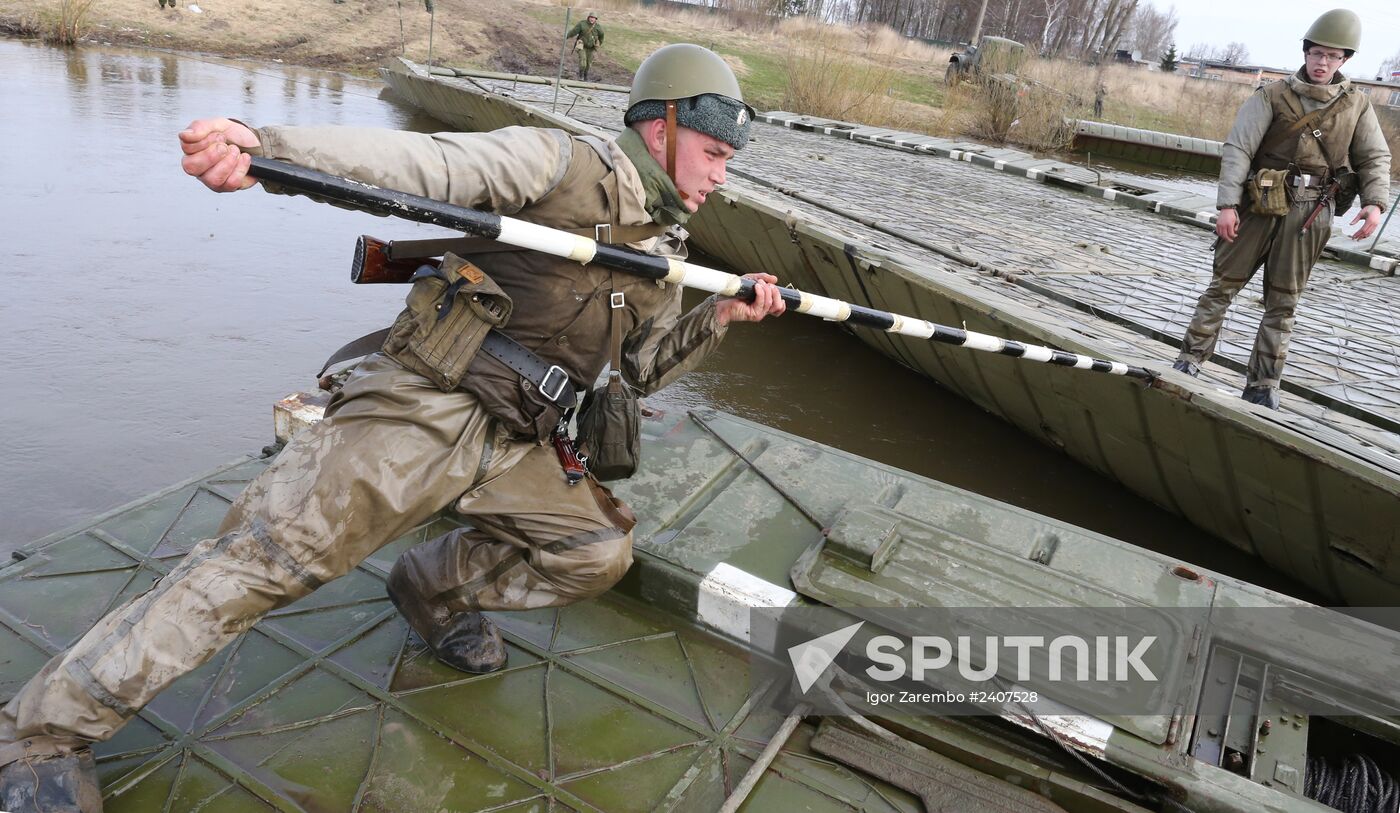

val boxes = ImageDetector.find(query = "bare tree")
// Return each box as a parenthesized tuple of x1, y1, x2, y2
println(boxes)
(1127, 2, 1175, 61)
(1219, 41, 1249, 64)
(1099, 0, 1139, 55)
(1182, 41, 1250, 65)
(1183, 42, 1213, 60)
(1036, 0, 1069, 54)
(1379, 46, 1400, 80)
(821, 0, 1179, 62)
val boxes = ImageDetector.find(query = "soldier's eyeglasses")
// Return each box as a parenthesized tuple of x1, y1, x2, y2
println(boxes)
(1305, 51, 1346, 64)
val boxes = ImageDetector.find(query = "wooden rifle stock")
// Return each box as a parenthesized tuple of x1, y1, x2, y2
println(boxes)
(351, 235, 440, 284)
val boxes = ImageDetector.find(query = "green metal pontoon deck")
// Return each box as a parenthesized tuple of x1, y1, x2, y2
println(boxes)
(4, 389, 1397, 812)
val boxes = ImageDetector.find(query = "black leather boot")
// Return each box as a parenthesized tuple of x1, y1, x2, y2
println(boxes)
(386, 561, 507, 674)
(1241, 385, 1281, 410)
(1171, 359, 1200, 377)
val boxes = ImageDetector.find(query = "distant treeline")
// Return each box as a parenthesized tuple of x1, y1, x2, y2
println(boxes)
(683, 0, 1179, 62)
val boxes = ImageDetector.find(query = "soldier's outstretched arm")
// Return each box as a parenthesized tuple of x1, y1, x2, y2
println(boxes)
(180, 117, 261, 192)
(1350, 105, 1392, 214)
(234, 125, 572, 213)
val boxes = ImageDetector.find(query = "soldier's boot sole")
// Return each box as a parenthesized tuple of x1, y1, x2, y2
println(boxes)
(386, 561, 507, 674)
(0, 748, 102, 813)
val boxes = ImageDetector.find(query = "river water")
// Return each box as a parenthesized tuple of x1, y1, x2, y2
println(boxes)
(0, 39, 1320, 599)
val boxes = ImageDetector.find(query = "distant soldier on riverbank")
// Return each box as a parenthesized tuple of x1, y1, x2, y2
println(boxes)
(567, 11, 604, 81)
(1172, 8, 1390, 410)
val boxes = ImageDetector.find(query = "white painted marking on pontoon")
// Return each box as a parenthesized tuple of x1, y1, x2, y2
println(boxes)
(1103, 189, 1118, 201)
(273, 393, 328, 444)
(1026, 169, 1041, 180)
(1196, 211, 1216, 224)
(994, 160, 1006, 170)
(697, 562, 797, 644)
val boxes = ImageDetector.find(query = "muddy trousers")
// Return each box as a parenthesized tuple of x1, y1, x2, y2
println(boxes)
(576, 47, 595, 78)
(0, 354, 634, 750)
(1176, 201, 1331, 389)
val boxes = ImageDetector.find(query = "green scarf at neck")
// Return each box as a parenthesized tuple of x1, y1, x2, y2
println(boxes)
(616, 128, 691, 227)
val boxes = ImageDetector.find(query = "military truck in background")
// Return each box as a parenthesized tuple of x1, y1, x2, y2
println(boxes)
(945, 35, 1028, 85)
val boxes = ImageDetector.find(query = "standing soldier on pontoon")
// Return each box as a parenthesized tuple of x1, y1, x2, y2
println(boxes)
(0, 43, 784, 813)
(1171, 8, 1389, 410)
(567, 11, 605, 81)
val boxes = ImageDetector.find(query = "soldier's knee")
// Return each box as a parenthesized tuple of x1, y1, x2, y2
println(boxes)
(555, 528, 633, 600)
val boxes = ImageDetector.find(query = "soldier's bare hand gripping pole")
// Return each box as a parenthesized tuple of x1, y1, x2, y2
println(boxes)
(247, 156, 1155, 381)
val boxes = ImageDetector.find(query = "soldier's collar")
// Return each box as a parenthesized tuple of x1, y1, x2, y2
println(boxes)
(617, 129, 691, 228)
(1289, 67, 1347, 101)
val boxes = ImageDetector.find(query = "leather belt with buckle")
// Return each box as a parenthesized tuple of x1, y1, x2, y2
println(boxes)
(481, 330, 577, 407)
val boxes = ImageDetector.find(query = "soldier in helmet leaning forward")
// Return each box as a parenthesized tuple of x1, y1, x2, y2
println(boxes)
(1172, 8, 1390, 410)
(0, 43, 784, 812)
(567, 11, 604, 81)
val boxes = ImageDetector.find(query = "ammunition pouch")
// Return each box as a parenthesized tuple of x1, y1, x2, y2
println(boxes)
(576, 373, 641, 481)
(1247, 168, 1292, 217)
(383, 253, 512, 392)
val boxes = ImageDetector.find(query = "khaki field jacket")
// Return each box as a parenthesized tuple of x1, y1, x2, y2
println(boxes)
(1216, 72, 1390, 211)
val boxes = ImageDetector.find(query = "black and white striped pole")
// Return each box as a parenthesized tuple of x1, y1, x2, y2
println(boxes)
(249, 157, 1154, 381)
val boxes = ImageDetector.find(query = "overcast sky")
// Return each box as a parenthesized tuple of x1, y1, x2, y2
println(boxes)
(1165, 0, 1400, 77)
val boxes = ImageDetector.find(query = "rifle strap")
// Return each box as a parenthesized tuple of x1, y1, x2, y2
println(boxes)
(319, 328, 391, 378)
(665, 100, 678, 189)
(608, 287, 624, 393)
(317, 327, 576, 409)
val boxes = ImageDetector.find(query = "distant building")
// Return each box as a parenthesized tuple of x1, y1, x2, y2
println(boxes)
(1176, 58, 1288, 85)
(1353, 76, 1400, 110)
(1172, 58, 1399, 109)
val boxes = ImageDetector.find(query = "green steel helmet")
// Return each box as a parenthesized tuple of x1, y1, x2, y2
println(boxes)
(586, 11, 597, 20)
(625, 43, 754, 149)
(1303, 9, 1361, 52)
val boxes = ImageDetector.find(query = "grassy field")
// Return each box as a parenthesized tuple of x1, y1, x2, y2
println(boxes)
(6, 0, 1398, 165)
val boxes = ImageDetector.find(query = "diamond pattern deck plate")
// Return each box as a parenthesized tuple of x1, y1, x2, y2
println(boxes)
(1, 457, 920, 812)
